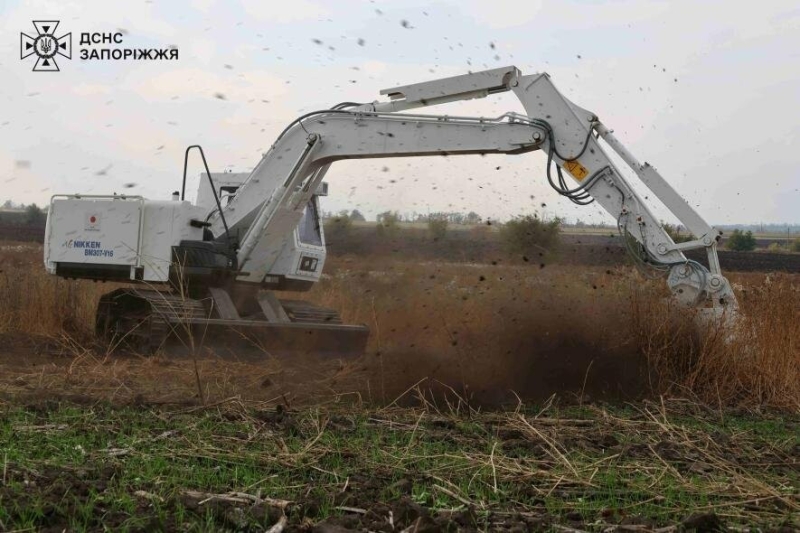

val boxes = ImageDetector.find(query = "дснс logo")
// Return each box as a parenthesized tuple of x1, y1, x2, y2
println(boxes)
(20, 20, 71, 72)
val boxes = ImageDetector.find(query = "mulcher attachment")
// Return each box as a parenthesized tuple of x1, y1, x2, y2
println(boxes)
(95, 288, 369, 358)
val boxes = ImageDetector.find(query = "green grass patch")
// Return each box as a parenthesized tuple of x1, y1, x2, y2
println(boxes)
(0, 400, 796, 532)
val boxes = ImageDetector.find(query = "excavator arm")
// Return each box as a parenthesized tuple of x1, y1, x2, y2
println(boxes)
(208, 66, 736, 316)
(227, 113, 545, 283)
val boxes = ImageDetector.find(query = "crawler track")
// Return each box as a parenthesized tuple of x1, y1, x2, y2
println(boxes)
(96, 288, 369, 358)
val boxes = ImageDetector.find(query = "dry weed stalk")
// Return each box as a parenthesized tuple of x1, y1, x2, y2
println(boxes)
(632, 273, 799, 410)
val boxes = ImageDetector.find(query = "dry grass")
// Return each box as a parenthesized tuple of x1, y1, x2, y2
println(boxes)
(306, 258, 800, 411)
(630, 273, 800, 411)
(0, 243, 101, 340)
(0, 242, 797, 411)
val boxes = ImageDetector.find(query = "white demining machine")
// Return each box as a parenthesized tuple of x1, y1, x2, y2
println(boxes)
(44, 66, 737, 356)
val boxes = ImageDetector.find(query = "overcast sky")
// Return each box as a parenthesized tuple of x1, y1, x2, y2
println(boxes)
(1, 0, 798, 224)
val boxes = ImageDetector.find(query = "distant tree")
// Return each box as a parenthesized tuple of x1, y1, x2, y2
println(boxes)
(464, 211, 481, 225)
(427, 214, 448, 240)
(662, 222, 693, 244)
(726, 229, 757, 252)
(325, 210, 352, 240)
(2, 200, 13, 209)
(443, 212, 461, 225)
(500, 215, 561, 256)
(349, 209, 366, 222)
(25, 203, 46, 226)
(376, 210, 400, 237)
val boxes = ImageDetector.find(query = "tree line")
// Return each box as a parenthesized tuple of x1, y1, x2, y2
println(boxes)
(0, 202, 47, 226)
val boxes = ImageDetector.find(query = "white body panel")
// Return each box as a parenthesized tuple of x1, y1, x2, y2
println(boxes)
(45, 196, 144, 272)
(45, 195, 205, 282)
(138, 200, 206, 281)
